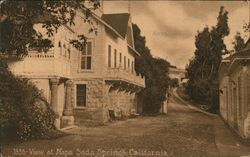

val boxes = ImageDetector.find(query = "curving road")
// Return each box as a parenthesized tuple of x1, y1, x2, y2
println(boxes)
(2, 89, 250, 157)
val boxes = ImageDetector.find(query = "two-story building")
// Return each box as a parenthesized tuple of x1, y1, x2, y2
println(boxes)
(8, 4, 145, 128)
(218, 38, 250, 139)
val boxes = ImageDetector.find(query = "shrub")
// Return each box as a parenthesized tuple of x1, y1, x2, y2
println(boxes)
(0, 59, 56, 141)
(186, 79, 219, 113)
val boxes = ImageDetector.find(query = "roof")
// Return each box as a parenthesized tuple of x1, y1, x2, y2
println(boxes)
(102, 13, 130, 38)
(219, 38, 250, 80)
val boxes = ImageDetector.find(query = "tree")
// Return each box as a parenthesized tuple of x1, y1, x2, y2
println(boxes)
(0, 0, 100, 57)
(232, 32, 245, 52)
(133, 24, 170, 114)
(0, 0, 100, 140)
(170, 78, 179, 88)
(186, 6, 230, 113)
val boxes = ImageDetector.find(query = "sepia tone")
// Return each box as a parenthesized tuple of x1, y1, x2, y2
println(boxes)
(1, 0, 250, 157)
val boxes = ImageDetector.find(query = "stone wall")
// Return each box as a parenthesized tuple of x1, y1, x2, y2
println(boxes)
(73, 78, 105, 108)
(73, 79, 139, 124)
(103, 84, 137, 118)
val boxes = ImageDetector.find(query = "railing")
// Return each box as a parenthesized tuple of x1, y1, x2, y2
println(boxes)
(9, 48, 71, 78)
(106, 68, 145, 87)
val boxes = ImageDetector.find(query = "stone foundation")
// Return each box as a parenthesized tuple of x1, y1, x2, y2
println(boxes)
(61, 116, 74, 128)
(74, 108, 110, 126)
(72, 78, 141, 125)
(104, 85, 138, 118)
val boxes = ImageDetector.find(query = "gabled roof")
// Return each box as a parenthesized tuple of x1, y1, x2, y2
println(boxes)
(101, 13, 130, 38)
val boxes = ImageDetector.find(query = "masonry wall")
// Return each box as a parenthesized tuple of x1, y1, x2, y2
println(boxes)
(73, 78, 104, 108)
(103, 85, 137, 117)
(72, 78, 139, 123)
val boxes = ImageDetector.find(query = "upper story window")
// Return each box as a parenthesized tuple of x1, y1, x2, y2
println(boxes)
(58, 41, 62, 55)
(124, 56, 126, 69)
(132, 61, 134, 73)
(114, 49, 117, 68)
(128, 59, 130, 69)
(108, 45, 111, 68)
(119, 53, 122, 65)
(81, 42, 92, 70)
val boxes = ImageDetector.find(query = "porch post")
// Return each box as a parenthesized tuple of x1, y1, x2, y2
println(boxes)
(63, 80, 73, 116)
(50, 78, 60, 129)
(61, 80, 74, 128)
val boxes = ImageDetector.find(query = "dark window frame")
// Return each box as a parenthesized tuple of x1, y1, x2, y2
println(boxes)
(76, 84, 87, 107)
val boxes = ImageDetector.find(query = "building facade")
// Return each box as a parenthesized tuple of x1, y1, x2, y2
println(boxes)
(168, 67, 186, 83)
(218, 39, 250, 139)
(9, 7, 145, 128)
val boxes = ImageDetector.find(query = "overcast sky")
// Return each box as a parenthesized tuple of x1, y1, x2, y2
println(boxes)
(103, 1, 249, 69)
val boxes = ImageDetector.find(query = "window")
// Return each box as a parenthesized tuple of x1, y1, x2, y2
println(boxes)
(76, 84, 86, 107)
(114, 49, 117, 68)
(108, 45, 111, 67)
(58, 41, 62, 55)
(63, 44, 67, 56)
(124, 56, 126, 69)
(132, 61, 134, 73)
(81, 42, 92, 70)
(128, 59, 130, 68)
(119, 53, 122, 64)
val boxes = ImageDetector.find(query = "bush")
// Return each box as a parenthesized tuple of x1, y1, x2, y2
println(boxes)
(186, 79, 219, 113)
(0, 59, 56, 141)
(137, 58, 170, 114)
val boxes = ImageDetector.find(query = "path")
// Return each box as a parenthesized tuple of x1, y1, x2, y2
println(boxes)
(2, 91, 250, 157)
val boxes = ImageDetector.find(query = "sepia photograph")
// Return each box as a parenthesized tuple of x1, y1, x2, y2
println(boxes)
(0, 0, 250, 156)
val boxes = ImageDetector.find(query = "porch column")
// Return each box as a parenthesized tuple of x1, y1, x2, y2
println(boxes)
(63, 80, 73, 116)
(61, 80, 74, 128)
(50, 78, 60, 129)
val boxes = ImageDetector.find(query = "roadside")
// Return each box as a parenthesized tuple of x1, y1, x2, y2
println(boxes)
(171, 87, 250, 157)
(2, 89, 250, 157)
(173, 87, 217, 117)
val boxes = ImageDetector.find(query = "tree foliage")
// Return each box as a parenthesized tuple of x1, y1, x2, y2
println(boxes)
(232, 32, 245, 52)
(186, 6, 230, 113)
(0, 59, 57, 141)
(0, 0, 100, 140)
(169, 78, 179, 88)
(133, 24, 170, 114)
(0, 0, 100, 57)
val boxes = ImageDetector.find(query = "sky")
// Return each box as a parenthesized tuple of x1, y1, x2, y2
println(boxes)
(103, 0, 249, 69)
